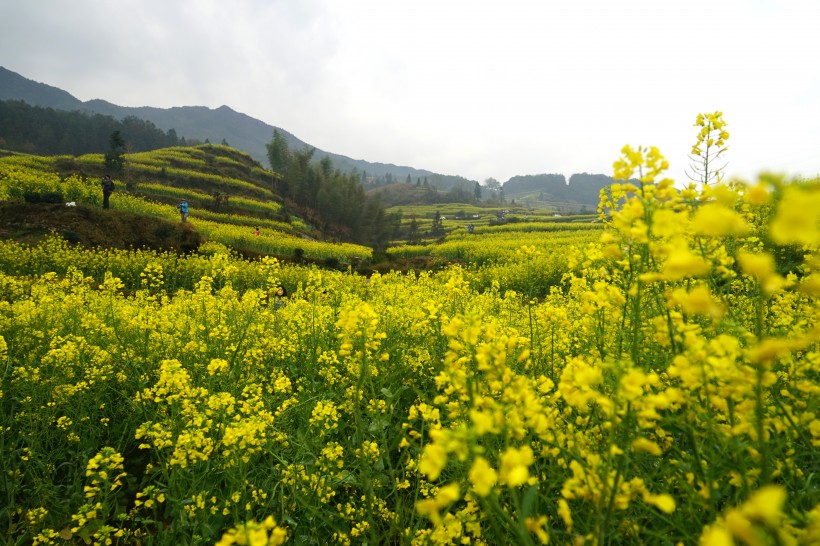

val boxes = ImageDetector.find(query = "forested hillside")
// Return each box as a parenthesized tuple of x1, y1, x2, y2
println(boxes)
(0, 100, 193, 155)
(503, 173, 568, 196)
(502, 172, 618, 207)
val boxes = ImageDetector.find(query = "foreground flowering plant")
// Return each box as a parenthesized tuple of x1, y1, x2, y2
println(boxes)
(0, 115, 818, 545)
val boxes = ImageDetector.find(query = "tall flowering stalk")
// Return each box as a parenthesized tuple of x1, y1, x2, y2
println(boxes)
(687, 111, 730, 186)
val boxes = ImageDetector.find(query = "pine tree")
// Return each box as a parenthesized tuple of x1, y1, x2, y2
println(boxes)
(104, 130, 126, 174)
(266, 129, 290, 176)
(431, 210, 444, 237)
(407, 216, 420, 245)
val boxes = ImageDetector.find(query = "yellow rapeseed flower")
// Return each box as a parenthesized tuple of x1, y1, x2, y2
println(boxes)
(419, 443, 448, 481)
(691, 203, 750, 237)
(643, 493, 676, 513)
(736, 250, 787, 294)
(468, 456, 497, 497)
(207, 358, 229, 375)
(704, 184, 738, 207)
(744, 182, 771, 206)
(632, 437, 663, 457)
(666, 285, 725, 318)
(499, 445, 534, 487)
(525, 515, 550, 544)
(652, 209, 683, 238)
(741, 485, 786, 526)
(557, 499, 573, 531)
(619, 369, 648, 401)
(699, 485, 787, 546)
(699, 526, 733, 546)
(799, 273, 820, 296)
(770, 184, 820, 246)
(469, 409, 498, 435)
(662, 247, 711, 280)
(415, 483, 461, 525)
(215, 516, 287, 546)
(736, 250, 775, 279)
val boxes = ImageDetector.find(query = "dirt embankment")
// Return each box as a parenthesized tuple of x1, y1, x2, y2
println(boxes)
(0, 202, 203, 253)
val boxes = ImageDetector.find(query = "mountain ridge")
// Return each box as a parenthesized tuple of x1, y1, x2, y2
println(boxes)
(0, 66, 617, 205)
(0, 66, 443, 181)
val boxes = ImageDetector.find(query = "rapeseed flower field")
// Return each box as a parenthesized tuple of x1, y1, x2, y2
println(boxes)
(1, 139, 819, 544)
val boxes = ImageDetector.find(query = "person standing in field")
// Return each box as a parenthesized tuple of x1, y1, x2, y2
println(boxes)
(273, 284, 287, 309)
(177, 199, 189, 223)
(101, 175, 115, 209)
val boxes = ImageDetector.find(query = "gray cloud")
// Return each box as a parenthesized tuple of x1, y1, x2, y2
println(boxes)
(2, 0, 819, 182)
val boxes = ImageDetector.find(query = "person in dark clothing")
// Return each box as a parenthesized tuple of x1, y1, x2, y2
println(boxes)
(101, 175, 115, 209)
(273, 284, 287, 309)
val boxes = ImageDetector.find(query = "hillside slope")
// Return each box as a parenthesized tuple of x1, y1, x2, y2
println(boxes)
(0, 201, 204, 252)
(0, 144, 386, 268)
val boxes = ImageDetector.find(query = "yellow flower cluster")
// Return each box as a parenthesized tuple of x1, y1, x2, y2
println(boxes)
(216, 516, 288, 546)
(2, 134, 819, 544)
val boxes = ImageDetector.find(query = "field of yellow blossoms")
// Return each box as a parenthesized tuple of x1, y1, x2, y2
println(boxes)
(1, 142, 819, 545)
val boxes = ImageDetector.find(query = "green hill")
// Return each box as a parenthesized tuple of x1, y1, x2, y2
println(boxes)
(0, 144, 383, 266)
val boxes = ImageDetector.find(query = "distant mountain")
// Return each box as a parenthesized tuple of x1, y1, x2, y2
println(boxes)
(502, 172, 616, 206)
(0, 67, 83, 111)
(503, 173, 568, 198)
(566, 173, 617, 205)
(0, 66, 446, 183)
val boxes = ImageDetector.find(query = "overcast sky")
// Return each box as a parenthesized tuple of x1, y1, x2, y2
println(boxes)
(2, 0, 819, 184)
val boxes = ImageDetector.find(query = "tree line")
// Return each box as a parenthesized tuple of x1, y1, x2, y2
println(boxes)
(267, 129, 400, 252)
(0, 99, 200, 156)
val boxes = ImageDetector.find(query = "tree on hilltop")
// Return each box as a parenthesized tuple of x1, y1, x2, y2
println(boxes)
(104, 130, 126, 174)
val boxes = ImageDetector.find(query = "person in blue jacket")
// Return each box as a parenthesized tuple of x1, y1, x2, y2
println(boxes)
(177, 199, 189, 223)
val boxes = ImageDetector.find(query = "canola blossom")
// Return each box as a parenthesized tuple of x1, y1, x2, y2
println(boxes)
(1, 147, 819, 545)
